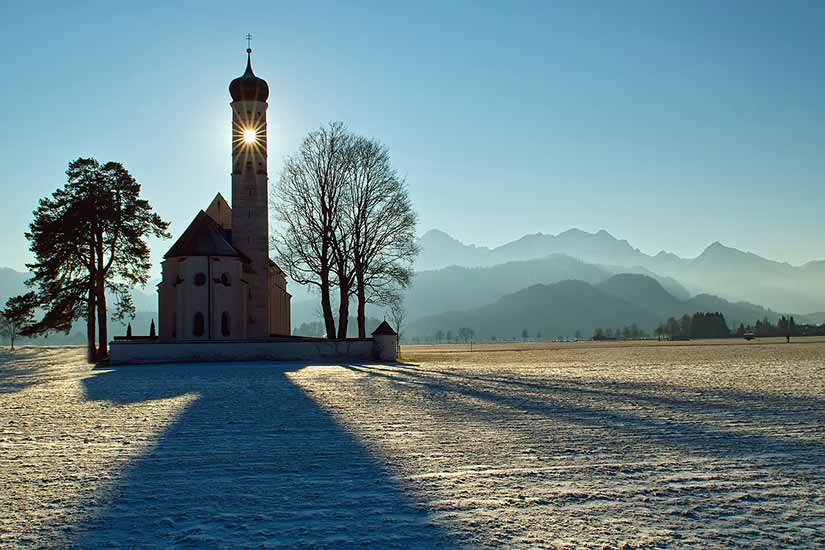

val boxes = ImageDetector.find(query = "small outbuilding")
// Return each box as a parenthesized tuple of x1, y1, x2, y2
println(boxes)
(372, 321, 399, 361)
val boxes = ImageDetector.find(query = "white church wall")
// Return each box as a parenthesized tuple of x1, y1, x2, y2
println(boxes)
(110, 338, 377, 364)
(210, 257, 244, 340)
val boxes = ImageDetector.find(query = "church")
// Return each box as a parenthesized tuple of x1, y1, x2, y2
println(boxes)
(111, 46, 398, 364)
(156, 47, 291, 341)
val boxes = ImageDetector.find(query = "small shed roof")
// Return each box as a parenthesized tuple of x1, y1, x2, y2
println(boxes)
(371, 320, 398, 336)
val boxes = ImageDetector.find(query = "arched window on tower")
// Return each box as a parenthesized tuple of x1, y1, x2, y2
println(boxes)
(221, 311, 231, 337)
(193, 312, 205, 337)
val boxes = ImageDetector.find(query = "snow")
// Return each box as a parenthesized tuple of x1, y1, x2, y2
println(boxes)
(1, 340, 824, 548)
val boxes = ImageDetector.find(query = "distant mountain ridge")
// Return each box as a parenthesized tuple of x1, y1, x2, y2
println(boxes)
(416, 229, 825, 313)
(405, 254, 691, 321)
(406, 274, 811, 340)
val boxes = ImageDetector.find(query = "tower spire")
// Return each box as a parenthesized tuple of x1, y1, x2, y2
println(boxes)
(245, 33, 254, 74)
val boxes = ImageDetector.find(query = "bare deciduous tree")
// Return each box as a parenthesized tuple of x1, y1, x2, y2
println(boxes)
(273, 124, 418, 340)
(272, 123, 351, 339)
(345, 136, 418, 337)
(387, 293, 406, 355)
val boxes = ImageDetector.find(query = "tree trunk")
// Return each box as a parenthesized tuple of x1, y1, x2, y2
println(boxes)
(356, 273, 367, 338)
(337, 282, 349, 339)
(320, 274, 336, 339)
(86, 283, 96, 363)
(95, 226, 108, 360)
(96, 278, 108, 360)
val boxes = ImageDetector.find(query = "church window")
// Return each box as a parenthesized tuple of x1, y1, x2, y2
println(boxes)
(194, 273, 206, 286)
(221, 311, 231, 336)
(193, 312, 205, 337)
(221, 273, 231, 286)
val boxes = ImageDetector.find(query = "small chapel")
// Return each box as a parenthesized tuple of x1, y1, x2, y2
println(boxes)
(156, 47, 291, 341)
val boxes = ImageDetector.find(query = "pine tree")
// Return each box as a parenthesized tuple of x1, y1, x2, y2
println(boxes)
(0, 293, 37, 350)
(24, 158, 170, 361)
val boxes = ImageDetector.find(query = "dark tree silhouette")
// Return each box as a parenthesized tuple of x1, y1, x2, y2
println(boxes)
(273, 124, 418, 340)
(458, 327, 474, 343)
(344, 136, 418, 338)
(388, 294, 406, 354)
(24, 158, 169, 360)
(272, 123, 351, 339)
(0, 293, 37, 350)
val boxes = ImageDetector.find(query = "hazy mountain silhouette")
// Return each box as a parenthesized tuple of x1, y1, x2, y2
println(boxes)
(407, 274, 814, 340)
(415, 229, 491, 270)
(407, 279, 660, 341)
(416, 228, 646, 270)
(597, 274, 792, 329)
(404, 255, 691, 321)
(596, 273, 683, 318)
(649, 241, 825, 314)
(0, 267, 29, 304)
(417, 229, 825, 313)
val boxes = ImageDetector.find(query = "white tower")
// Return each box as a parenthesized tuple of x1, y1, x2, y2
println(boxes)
(229, 47, 270, 338)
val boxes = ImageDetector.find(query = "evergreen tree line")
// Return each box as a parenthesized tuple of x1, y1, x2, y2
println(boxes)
(650, 312, 731, 340)
(734, 315, 825, 338)
(593, 324, 648, 341)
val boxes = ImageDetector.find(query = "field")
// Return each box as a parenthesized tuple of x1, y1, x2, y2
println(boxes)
(1, 338, 824, 548)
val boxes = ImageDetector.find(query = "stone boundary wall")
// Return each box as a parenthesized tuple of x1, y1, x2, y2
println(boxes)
(109, 338, 379, 365)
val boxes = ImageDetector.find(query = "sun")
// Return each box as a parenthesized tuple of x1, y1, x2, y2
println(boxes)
(243, 129, 257, 144)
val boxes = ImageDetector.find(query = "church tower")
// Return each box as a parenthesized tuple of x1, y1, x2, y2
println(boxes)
(229, 47, 270, 338)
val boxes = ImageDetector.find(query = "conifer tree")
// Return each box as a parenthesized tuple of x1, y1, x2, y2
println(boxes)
(24, 158, 170, 360)
(0, 293, 37, 350)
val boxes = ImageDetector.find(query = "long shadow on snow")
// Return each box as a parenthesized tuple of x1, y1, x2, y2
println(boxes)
(73, 362, 459, 549)
(388, 363, 825, 424)
(342, 364, 825, 466)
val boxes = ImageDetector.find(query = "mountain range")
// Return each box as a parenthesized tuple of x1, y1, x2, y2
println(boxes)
(406, 274, 808, 340)
(2, 226, 822, 343)
(416, 229, 825, 314)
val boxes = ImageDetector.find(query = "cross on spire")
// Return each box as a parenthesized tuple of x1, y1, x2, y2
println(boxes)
(246, 33, 253, 51)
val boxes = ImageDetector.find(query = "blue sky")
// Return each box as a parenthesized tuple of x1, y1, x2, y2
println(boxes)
(1, 0, 823, 276)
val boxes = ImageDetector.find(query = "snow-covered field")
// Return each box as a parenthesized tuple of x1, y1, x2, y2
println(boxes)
(1, 339, 824, 548)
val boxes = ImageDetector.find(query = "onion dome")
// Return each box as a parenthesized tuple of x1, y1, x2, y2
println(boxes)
(229, 48, 269, 102)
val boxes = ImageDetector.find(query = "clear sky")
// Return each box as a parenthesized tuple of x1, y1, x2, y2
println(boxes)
(1, 0, 823, 277)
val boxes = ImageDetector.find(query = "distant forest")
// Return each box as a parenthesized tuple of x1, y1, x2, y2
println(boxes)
(410, 311, 825, 344)
(593, 312, 729, 341)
